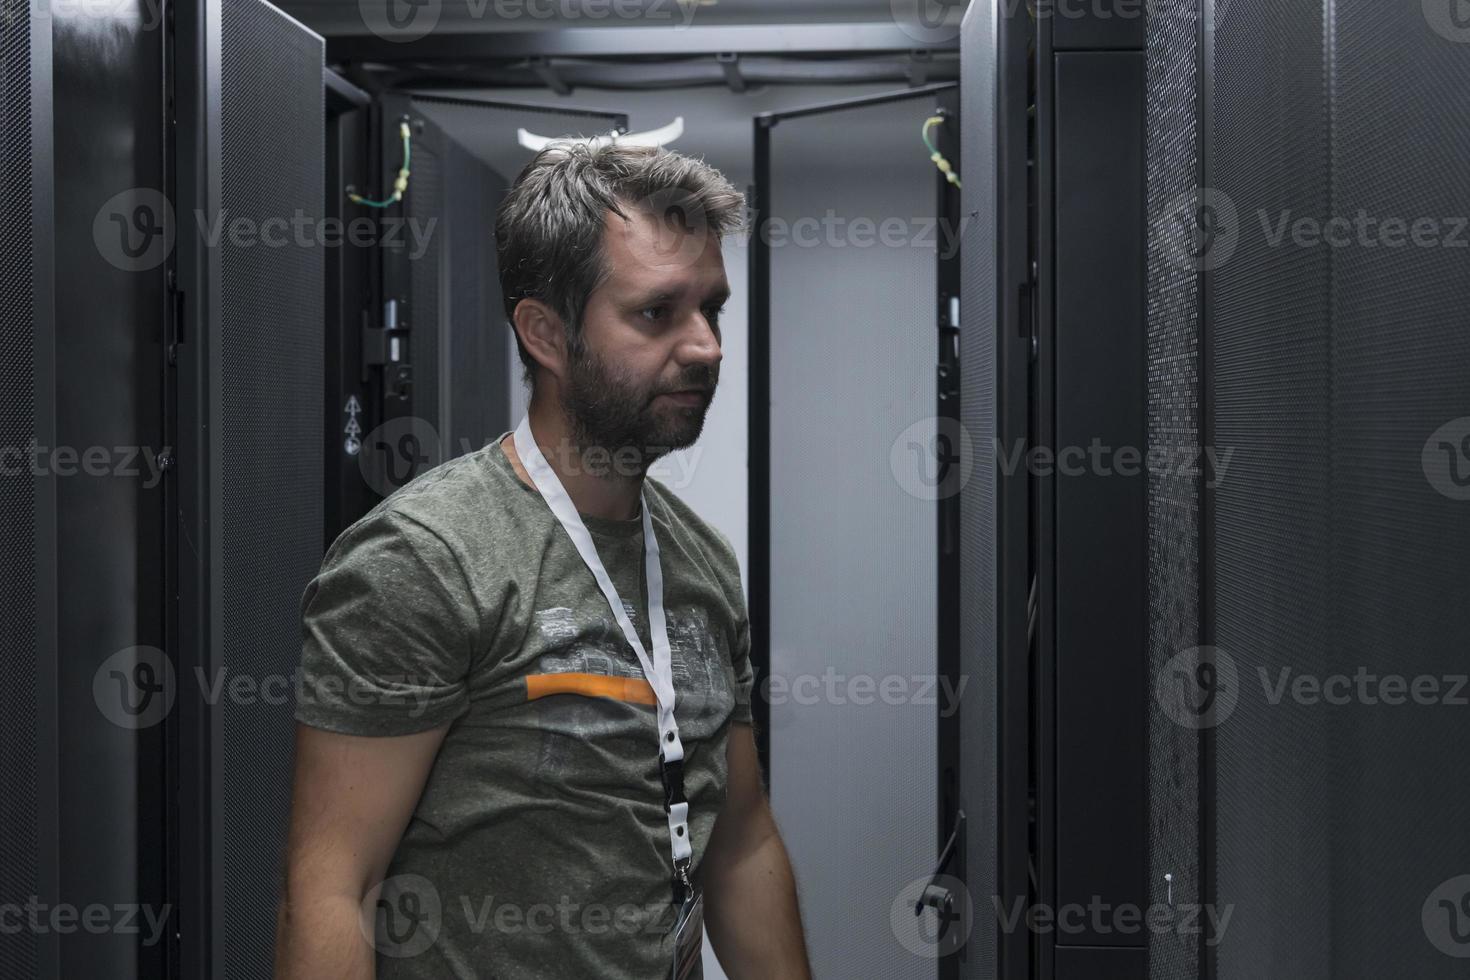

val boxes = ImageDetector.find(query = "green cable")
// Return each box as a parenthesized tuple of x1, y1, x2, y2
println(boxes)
(349, 120, 412, 208)
(923, 116, 961, 189)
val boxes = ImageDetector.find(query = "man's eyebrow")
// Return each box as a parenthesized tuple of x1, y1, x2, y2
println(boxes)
(629, 286, 731, 306)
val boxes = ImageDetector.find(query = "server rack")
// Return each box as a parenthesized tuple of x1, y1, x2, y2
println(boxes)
(1032, 4, 1150, 977)
(956, 2, 1033, 977)
(323, 69, 377, 546)
(962, 1, 1158, 976)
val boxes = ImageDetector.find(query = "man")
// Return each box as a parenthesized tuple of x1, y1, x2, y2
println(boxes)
(274, 141, 812, 980)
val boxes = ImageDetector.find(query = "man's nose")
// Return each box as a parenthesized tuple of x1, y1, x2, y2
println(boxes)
(680, 313, 723, 368)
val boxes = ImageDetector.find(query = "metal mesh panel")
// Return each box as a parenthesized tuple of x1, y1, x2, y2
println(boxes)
(1144, 1, 1200, 977)
(958, 5, 998, 977)
(1211, 0, 1334, 974)
(217, 3, 324, 976)
(408, 138, 442, 435)
(1158, 0, 1470, 974)
(1322, 0, 1470, 973)
(444, 140, 506, 456)
(765, 95, 939, 980)
(0, 1, 38, 974)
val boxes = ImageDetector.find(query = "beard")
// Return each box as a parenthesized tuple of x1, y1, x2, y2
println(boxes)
(559, 342, 716, 478)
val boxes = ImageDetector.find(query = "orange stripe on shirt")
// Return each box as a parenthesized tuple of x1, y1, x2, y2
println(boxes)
(525, 672, 657, 706)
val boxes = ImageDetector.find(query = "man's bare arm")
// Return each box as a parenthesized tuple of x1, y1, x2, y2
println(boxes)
(700, 723, 812, 979)
(273, 722, 448, 979)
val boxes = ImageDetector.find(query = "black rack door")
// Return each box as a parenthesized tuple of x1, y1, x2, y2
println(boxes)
(173, 1, 325, 976)
(956, 2, 1032, 977)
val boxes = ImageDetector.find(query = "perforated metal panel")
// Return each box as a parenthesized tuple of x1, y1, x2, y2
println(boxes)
(1210, 0, 1335, 971)
(407, 137, 442, 434)
(1205, 0, 1470, 975)
(764, 93, 940, 980)
(958, 5, 999, 978)
(0, 1, 40, 974)
(1320, 0, 1470, 972)
(217, 2, 324, 975)
(1144, 1, 1200, 977)
(444, 141, 507, 456)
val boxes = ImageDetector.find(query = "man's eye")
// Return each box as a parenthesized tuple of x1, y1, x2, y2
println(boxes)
(640, 305, 724, 325)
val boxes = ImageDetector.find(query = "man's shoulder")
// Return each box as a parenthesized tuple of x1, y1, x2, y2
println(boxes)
(329, 444, 517, 562)
(645, 474, 740, 576)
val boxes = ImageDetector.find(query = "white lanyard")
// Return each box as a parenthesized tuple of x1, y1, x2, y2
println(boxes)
(513, 415, 693, 872)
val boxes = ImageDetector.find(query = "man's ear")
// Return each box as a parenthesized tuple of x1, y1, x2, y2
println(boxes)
(511, 298, 568, 384)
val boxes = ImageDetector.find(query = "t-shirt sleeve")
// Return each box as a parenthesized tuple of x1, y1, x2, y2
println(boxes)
(294, 508, 480, 736)
(730, 610, 754, 727)
(713, 527, 755, 727)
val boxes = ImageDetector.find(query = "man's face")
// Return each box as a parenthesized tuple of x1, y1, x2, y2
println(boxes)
(559, 204, 729, 473)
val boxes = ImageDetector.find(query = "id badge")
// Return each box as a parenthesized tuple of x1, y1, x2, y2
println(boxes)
(669, 886, 704, 980)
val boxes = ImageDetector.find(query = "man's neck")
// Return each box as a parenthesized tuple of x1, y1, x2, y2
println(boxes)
(502, 399, 645, 522)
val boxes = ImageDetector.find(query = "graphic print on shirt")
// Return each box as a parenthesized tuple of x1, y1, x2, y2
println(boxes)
(525, 603, 733, 781)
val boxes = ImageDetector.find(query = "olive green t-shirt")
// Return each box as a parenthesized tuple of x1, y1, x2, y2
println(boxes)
(293, 431, 754, 979)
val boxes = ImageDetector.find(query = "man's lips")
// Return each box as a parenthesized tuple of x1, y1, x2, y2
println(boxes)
(658, 389, 709, 407)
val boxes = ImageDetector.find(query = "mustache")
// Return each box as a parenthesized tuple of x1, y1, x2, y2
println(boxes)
(654, 373, 717, 397)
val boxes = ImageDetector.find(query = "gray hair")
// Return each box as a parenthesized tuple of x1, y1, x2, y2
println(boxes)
(493, 141, 747, 390)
